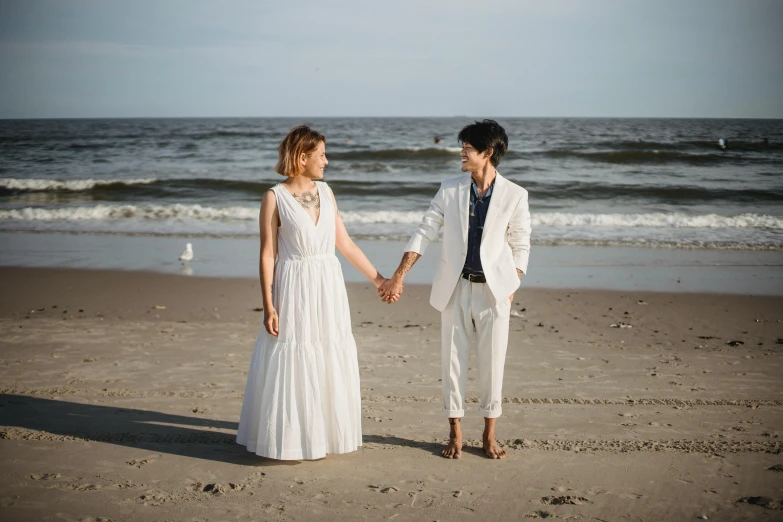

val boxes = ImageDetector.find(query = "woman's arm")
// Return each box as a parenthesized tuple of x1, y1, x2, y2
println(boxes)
(259, 190, 280, 336)
(329, 188, 386, 288)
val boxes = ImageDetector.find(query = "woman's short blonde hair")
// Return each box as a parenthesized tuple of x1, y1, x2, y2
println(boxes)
(275, 125, 326, 177)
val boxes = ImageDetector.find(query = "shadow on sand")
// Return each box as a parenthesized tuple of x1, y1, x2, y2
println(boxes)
(0, 395, 445, 463)
(0, 394, 298, 466)
(362, 434, 444, 456)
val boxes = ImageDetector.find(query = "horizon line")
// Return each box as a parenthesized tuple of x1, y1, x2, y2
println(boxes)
(2, 115, 783, 121)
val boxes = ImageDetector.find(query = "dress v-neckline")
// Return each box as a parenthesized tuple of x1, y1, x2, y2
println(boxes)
(279, 182, 322, 228)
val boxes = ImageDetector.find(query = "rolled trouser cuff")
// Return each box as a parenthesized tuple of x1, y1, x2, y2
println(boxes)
(443, 408, 465, 418)
(480, 406, 502, 419)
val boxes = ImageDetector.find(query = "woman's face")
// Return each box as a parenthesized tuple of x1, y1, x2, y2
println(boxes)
(300, 141, 328, 180)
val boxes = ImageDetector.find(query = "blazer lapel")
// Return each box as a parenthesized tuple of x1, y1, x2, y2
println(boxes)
(458, 174, 471, 246)
(481, 171, 505, 245)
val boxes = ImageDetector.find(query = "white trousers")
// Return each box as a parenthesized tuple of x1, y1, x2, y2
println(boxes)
(441, 278, 510, 419)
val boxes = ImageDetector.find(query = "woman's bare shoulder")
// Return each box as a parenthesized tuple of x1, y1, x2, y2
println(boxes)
(260, 187, 280, 214)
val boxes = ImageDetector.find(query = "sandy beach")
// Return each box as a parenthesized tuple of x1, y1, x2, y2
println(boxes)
(1, 266, 782, 521)
(3, 2, 783, 520)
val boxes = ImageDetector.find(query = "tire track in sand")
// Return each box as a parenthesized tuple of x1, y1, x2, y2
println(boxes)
(1, 428, 780, 454)
(2, 386, 781, 408)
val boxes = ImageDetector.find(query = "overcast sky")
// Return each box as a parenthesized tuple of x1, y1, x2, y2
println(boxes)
(0, 0, 781, 119)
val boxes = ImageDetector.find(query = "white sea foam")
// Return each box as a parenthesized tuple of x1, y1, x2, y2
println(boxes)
(1, 205, 781, 230)
(533, 212, 783, 229)
(0, 204, 258, 221)
(346, 211, 783, 229)
(0, 178, 157, 192)
(340, 210, 424, 225)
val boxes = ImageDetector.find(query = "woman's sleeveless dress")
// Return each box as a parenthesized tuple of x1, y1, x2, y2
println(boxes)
(236, 181, 362, 460)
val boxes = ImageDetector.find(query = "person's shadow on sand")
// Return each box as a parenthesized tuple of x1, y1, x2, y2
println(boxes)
(0, 395, 436, 463)
(361, 434, 444, 456)
(0, 394, 298, 466)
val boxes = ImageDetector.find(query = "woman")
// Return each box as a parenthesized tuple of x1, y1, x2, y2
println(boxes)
(236, 125, 390, 460)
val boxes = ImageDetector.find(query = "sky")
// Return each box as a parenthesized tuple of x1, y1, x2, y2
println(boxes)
(0, 0, 781, 119)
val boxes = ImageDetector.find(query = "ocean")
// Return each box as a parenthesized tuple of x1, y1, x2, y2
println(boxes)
(1, 117, 782, 251)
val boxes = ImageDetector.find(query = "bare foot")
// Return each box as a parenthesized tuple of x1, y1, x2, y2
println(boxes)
(442, 436, 462, 459)
(442, 418, 462, 459)
(482, 418, 507, 459)
(483, 437, 507, 459)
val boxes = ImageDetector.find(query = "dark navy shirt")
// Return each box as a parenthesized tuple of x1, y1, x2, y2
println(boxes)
(463, 179, 494, 274)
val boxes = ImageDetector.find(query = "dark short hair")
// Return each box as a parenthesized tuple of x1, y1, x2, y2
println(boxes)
(457, 119, 508, 167)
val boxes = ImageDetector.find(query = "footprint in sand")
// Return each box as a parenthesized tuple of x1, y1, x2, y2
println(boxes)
(29, 473, 61, 480)
(79, 517, 114, 522)
(734, 496, 783, 510)
(66, 483, 101, 491)
(127, 458, 156, 468)
(189, 482, 244, 495)
(139, 489, 173, 506)
(540, 495, 590, 505)
(112, 481, 142, 490)
(243, 471, 266, 486)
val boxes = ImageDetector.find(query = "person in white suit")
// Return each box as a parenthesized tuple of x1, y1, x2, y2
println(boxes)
(379, 120, 531, 459)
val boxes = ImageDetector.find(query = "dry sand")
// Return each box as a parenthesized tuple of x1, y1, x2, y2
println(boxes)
(1, 267, 782, 521)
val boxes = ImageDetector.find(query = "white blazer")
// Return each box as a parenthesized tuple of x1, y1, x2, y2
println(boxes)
(405, 172, 532, 312)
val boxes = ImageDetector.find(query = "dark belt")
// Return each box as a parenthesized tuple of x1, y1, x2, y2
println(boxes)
(461, 271, 486, 283)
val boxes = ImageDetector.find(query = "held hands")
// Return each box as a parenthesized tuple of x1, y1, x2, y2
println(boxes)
(264, 307, 279, 337)
(373, 274, 399, 304)
(378, 275, 404, 304)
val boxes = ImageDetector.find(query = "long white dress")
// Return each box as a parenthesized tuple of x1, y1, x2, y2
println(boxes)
(236, 181, 362, 460)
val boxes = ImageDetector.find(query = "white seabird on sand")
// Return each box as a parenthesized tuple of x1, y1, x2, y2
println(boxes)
(179, 242, 194, 262)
